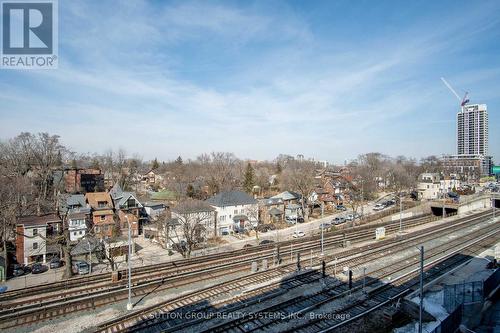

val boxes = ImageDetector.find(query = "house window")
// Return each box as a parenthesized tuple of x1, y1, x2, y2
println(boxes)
(79, 230, 83, 235)
(33, 228, 38, 236)
(33, 242, 38, 250)
(97, 201, 107, 208)
(100, 215, 106, 221)
(234, 209, 238, 215)
(73, 232, 77, 236)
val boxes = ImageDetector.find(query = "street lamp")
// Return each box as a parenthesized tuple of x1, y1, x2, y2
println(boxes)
(126, 215, 133, 311)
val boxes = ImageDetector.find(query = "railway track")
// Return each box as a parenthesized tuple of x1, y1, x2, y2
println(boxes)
(288, 229, 499, 333)
(197, 221, 499, 333)
(0, 212, 433, 305)
(0, 211, 487, 330)
(92, 210, 496, 333)
(0, 213, 439, 317)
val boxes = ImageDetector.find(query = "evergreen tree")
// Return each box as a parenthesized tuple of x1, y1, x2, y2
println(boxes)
(151, 158, 160, 170)
(175, 156, 183, 165)
(243, 163, 255, 193)
(186, 184, 195, 198)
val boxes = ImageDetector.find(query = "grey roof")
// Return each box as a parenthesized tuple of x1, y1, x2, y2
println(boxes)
(114, 191, 142, 209)
(71, 238, 102, 256)
(67, 194, 86, 207)
(109, 184, 123, 200)
(206, 190, 257, 207)
(68, 207, 91, 218)
(271, 191, 302, 201)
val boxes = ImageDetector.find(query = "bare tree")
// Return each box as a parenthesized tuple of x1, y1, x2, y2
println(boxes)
(197, 152, 239, 194)
(168, 200, 214, 258)
(280, 160, 317, 221)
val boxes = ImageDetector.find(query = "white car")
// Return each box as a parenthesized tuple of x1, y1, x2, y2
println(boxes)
(373, 203, 385, 211)
(292, 231, 305, 238)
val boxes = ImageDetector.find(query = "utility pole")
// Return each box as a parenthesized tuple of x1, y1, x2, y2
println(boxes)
(126, 215, 133, 311)
(361, 180, 364, 219)
(419, 246, 424, 333)
(399, 192, 403, 234)
(321, 224, 324, 256)
(442, 191, 446, 220)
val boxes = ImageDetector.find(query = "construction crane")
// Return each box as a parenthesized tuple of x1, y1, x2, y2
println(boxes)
(441, 77, 469, 107)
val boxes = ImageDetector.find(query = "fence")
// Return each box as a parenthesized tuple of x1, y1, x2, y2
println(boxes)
(484, 268, 500, 297)
(443, 280, 484, 313)
(430, 304, 463, 333)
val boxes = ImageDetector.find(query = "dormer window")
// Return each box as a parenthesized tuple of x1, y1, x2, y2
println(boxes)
(97, 201, 107, 208)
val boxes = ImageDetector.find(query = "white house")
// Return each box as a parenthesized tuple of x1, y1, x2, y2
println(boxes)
(206, 190, 258, 236)
(15, 214, 62, 265)
(68, 208, 90, 242)
(417, 173, 461, 200)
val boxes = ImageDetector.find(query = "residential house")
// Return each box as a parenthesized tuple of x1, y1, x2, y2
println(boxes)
(142, 169, 157, 184)
(63, 168, 104, 193)
(270, 191, 303, 219)
(164, 200, 216, 248)
(67, 208, 91, 242)
(85, 192, 115, 239)
(110, 184, 144, 237)
(259, 197, 284, 223)
(15, 214, 62, 265)
(143, 202, 168, 221)
(206, 190, 258, 236)
(417, 173, 460, 200)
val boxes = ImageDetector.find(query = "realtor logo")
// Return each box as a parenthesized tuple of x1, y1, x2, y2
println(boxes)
(1, 0, 58, 69)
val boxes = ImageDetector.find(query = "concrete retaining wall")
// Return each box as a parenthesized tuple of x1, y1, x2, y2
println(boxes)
(457, 197, 491, 215)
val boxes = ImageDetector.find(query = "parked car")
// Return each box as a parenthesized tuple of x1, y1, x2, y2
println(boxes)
(292, 231, 305, 238)
(259, 239, 274, 245)
(49, 257, 63, 269)
(373, 203, 385, 211)
(285, 216, 297, 224)
(243, 243, 253, 248)
(385, 199, 396, 206)
(11, 264, 27, 277)
(31, 263, 48, 274)
(72, 261, 90, 275)
(336, 205, 347, 211)
(346, 213, 362, 221)
(333, 217, 346, 225)
(320, 222, 332, 229)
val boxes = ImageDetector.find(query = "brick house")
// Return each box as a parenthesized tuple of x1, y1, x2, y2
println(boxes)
(64, 168, 104, 193)
(109, 184, 143, 237)
(85, 192, 115, 239)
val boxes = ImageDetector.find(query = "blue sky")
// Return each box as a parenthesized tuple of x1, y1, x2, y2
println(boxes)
(1, 0, 499, 164)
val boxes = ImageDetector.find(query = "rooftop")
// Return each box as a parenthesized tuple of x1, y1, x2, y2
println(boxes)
(206, 190, 257, 207)
(17, 214, 62, 227)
